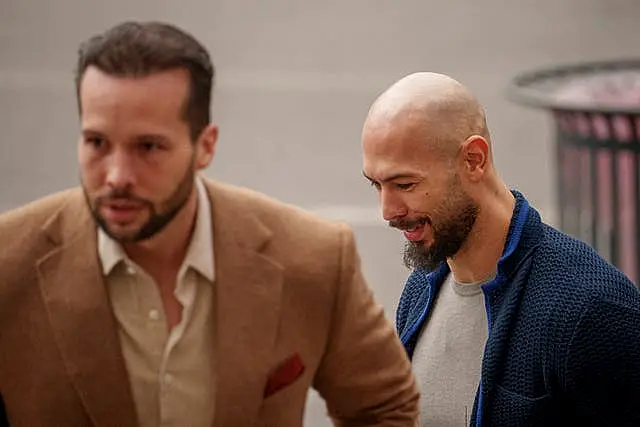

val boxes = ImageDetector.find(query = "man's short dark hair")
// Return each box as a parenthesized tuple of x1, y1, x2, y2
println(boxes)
(75, 21, 214, 141)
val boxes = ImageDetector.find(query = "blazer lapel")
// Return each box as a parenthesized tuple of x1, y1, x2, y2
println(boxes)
(206, 182, 284, 427)
(36, 193, 138, 427)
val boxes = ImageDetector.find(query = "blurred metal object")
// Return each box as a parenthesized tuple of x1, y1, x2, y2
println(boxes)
(508, 59, 640, 283)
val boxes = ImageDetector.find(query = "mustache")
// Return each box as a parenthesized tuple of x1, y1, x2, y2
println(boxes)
(388, 217, 429, 231)
(96, 189, 150, 205)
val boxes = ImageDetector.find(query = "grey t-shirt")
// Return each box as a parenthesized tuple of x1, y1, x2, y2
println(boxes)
(411, 272, 491, 426)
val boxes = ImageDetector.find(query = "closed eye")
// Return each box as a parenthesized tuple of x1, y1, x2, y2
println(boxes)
(396, 183, 416, 191)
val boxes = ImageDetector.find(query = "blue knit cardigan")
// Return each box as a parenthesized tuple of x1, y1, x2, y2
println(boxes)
(396, 191, 640, 426)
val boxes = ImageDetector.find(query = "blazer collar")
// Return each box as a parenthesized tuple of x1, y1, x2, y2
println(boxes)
(204, 180, 284, 426)
(38, 181, 284, 427)
(37, 190, 139, 427)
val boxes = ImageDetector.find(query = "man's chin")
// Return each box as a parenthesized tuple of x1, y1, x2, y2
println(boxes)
(99, 222, 145, 243)
(107, 232, 142, 243)
(407, 239, 430, 249)
(403, 241, 443, 271)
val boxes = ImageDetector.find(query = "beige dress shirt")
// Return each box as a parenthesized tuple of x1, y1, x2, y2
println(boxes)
(98, 177, 216, 427)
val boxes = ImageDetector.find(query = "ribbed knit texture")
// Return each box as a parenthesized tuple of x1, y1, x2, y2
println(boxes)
(396, 191, 640, 426)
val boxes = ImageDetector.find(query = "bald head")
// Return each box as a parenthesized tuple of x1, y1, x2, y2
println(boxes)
(363, 72, 490, 159)
(362, 73, 514, 273)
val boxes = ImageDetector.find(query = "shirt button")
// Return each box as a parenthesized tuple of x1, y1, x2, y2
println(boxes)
(163, 373, 173, 385)
(148, 309, 160, 321)
(125, 263, 136, 275)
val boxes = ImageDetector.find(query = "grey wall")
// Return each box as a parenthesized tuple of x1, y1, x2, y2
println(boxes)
(2, 0, 639, 425)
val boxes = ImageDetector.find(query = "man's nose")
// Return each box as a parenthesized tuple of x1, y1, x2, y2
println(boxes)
(106, 150, 136, 190)
(381, 189, 407, 222)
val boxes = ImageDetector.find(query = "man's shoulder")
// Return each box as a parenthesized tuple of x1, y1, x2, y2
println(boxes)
(532, 223, 638, 302)
(0, 188, 83, 235)
(204, 179, 346, 238)
(536, 224, 627, 278)
(0, 188, 85, 287)
(204, 179, 355, 282)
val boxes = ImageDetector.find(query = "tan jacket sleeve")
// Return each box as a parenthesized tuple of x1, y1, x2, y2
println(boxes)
(313, 224, 419, 426)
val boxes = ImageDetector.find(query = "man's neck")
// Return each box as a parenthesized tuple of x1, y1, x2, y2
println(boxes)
(123, 190, 199, 275)
(448, 186, 515, 284)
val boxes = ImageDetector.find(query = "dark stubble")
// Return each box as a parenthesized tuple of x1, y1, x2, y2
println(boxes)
(85, 160, 195, 243)
(393, 175, 479, 271)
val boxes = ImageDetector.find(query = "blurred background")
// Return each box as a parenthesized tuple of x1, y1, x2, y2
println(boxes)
(1, 0, 639, 425)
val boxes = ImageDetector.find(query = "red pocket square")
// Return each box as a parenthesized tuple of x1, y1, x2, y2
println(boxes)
(264, 353, 305, 398)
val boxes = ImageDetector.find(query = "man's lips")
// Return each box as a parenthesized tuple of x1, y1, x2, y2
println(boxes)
(402, 225, 426, 242)
(390, 218, 429, 242)
(104, 201, 143, 209)
(100, 200, 145, 222)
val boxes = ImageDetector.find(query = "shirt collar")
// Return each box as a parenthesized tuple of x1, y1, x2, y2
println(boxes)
(97, 176, 215, 282)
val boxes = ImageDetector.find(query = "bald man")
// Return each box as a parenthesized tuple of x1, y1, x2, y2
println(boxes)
(362, 72, 640, 426)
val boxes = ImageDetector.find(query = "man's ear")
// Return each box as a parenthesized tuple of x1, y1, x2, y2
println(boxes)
(195, 124, 218, 170)
(461, 135, 489, 182)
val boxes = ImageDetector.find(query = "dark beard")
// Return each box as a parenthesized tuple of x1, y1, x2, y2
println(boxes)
(86, 161, 195, 243)
(403, 200, 479, 271)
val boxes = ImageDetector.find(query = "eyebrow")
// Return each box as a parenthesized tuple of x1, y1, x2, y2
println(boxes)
(133, 134, 170, 143)
(362, 171, 419, 183)
(81, 129, 105, 138)
(81, 129, 169, 143)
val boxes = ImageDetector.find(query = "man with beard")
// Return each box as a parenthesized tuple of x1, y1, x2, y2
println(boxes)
(0, 21, 419, 427)
(361, 72, 640, 426)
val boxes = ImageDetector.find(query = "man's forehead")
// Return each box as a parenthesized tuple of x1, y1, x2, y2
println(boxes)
(363, 122, 433, 161)
(362, 152, 427, 181)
